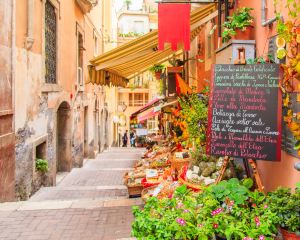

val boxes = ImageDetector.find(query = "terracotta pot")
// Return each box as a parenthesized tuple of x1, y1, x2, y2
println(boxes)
(281, 228, 300, 240)
(233, 26, 254, 40)
(155, 71, 161, 80)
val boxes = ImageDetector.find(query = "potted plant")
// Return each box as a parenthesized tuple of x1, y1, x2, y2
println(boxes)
(266, 187, 300, 239)
(149, 64, 165, 80)
(222, 7, 254, 43)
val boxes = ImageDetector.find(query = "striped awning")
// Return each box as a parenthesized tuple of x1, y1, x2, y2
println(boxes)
(87, 4, 217, 86)
(138, 109, 160, 123)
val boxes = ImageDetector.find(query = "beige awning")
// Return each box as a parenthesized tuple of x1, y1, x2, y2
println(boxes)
(88, 4, 217, 86)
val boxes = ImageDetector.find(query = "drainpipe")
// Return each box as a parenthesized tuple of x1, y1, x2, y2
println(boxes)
(261, 0, 277, 27)
(26, 0, 34, 49)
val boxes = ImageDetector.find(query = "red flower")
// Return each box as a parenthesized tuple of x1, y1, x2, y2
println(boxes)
(213, 223, 218, 228)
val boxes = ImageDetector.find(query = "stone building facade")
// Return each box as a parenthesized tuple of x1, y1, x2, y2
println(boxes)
(0, 0, 110, 202)
(0, 0, 15, 202)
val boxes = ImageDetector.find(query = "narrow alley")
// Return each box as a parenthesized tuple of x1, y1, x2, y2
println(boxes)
(0, 148, 144, 240)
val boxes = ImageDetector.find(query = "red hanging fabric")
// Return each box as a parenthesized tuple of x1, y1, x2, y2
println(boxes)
(158, 3, 191, 51)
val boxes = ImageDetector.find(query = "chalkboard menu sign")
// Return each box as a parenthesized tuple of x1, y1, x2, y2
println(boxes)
(207, 64, 282, 161)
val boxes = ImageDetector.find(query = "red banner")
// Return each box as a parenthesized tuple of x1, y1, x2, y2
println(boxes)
(158, 3, 191, 51)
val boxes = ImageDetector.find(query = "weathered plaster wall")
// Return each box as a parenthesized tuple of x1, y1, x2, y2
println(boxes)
(0, 0, 15, 202)
(13, 0, 106, 200)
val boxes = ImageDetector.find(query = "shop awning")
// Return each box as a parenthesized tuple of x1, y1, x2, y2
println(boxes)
(87, 4, 218, 86)
(131, 97, 163, 119)
(161, 100, 178, 109)
(138, 109, 160, 123)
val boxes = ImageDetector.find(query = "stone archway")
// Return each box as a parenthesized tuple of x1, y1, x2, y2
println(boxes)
(56, 101, 72, 172)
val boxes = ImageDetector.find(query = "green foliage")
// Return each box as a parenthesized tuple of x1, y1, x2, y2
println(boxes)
(35, 159, 49, 173)
(118, 32, 143, 38)
(266, 187, 300, 233)
(178, 93, 208, 151)
(148, 64, 165, 73)
(132, 179, 280, 239)
(246, 54, 275, 64)
(209, 178, 251, 204)
(222, 7, 254, 43)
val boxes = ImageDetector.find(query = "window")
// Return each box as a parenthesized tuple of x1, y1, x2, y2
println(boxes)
(45, 0, 57, 84)
(134, 21, 144, 34)
(145, 93, 149, 103)
(77, 31, 84, 85)
(134, 93, 143, 106)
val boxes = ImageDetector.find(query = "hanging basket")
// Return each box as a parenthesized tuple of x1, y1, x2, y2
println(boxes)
(155, 71, 162, 80)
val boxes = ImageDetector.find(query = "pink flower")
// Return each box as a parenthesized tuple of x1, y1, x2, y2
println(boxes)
(242, 237, 253, 240)
(197, 224, 203, 228)
(264, 205, 268, 209)
(176, 218, 186, 226)
(254, 217, 260, 222)
(211, 208, 223, 216)
(213, 223, 218, 229)
(259, 235, 265, 240)
(183, 209, 189, 213)
(176, 202, 183, 209)
(256, 221, 261, 227)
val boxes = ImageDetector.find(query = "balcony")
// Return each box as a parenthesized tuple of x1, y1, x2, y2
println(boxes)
(119, 100, 148, 108)
(75, 0, 98, 14)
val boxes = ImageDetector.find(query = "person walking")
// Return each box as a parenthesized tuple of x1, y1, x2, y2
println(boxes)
(130, 130, 136, 147)
(122, 130, 128, 147)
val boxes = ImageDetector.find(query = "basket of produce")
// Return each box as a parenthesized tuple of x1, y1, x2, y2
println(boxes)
(170, 156, 191, 173)
(150, 155, 171, 168)
(125, 177, 143, 197)
(141, 181, 180, 202)
(141, 169, 164, 188)
(178, 165, 215, 192)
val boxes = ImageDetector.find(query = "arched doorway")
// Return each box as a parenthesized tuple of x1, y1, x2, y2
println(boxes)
(56, 101, 72, 172)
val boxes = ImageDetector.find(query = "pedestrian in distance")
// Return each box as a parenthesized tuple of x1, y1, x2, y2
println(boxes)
(130, 130, 136, 147)
(122, 130, 128, 147)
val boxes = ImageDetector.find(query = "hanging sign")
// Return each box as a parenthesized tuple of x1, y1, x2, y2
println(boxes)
(158, 3, 191, 51)
(207, 64, 282, 161)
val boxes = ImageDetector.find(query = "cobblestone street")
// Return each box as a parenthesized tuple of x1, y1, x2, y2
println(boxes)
(0, 148, 144, 240)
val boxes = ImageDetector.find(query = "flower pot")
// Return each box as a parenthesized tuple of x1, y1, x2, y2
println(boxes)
(280, 228, 300, 240)
(233, 27, 254, 41)
(155, 71, 162, 80)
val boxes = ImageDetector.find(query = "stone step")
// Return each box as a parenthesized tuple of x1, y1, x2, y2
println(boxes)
(56, 169, 128, 187)
(0, 198, 142, 211)
(29, 186, 129, 202)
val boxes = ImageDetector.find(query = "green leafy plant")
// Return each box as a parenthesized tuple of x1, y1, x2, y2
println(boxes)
(148, 64, 165, 73)
(178, 93, 208, 152)
(35, 158, 49, 173)
(222, 7, 254, 43)
(246, 54, 275, 64)
(118, 32, 143, 38)
(209, 178, 251, 205)
(266, 187, 300, 233)
(132, 179, 279, 239)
